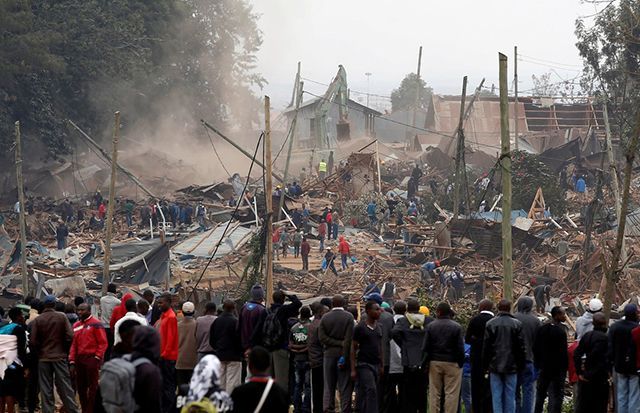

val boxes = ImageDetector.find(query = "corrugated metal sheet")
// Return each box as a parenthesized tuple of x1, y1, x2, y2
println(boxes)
(172, 222, 254, 258)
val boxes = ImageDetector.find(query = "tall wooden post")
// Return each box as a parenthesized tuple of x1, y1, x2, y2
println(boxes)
(264, 97, 274, 306)
(375, 140, 382, 193)
(412, 46, 423, 128)
(102, 112, 120, 295)
(14, 121, 28, 297)
(499, 53, 513, 302)
(452, 76, 468, 220)
(514, 46, 519, 151)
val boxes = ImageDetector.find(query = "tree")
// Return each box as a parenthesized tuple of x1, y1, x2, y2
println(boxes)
(390, 73, 433, 112)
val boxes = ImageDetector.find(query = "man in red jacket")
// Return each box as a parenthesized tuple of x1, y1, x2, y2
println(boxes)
(155, 293, 178, 413)
(70, 303, 108, 413)
(338, 236, 351, 270)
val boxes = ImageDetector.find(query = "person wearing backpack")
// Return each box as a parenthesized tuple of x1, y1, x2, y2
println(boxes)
(0, 307, 28, 413)
(69, 303, 108, 413)
(289, 306, 312, 413)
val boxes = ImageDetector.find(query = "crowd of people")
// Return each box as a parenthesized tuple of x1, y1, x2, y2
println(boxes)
(2, 278, 638, 413)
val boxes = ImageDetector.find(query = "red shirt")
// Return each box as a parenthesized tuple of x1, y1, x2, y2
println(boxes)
(301, 241, 311, 256)
(326, 212, 332, 224)
(318, 223, 327, 236)
(156, 309, 178, 361)
(69, 315, 108, 363)
(338, 240, 350, 255)
(632, 326, 640, 369)
(98, 203, 106, 218)
(567, 341, 579, 384)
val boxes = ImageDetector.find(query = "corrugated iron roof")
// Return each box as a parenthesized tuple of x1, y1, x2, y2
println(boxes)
(172, 222, 254, 258)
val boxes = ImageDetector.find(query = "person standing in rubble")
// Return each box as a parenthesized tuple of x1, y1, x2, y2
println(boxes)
(337, 236, 351, 271)
(318, 159, 327, 180)
(450, 268, 464, 301)
(411, 164, 423, 182)
(301, 237, 311, 271)
(272, 226, 281, 261)
(318, 219, 327, 252)
(293, 230, 303, 258)
(367, 200, 378, 229)
(328, 151, 335, 175)
(324, 248, 339, 276)
(280, 227, 290, 258)
(140, 204, 151, 227)
(98, 201, 106, 220)
(196, 202, 207, 232)
(407, 176, 417, 200)
(331, 211, 340, 240)
(93, 191, 103, 210)
(56, 220, 69, 250)
(533, 284, 551, 313)
(326, 209, 333, 239)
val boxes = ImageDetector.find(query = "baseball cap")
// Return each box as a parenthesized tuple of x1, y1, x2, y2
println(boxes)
(182, 301, 195, 314)
(588, 298, 603, 312)
(43, 295, 56, 305)
(365, 293, 383, 305)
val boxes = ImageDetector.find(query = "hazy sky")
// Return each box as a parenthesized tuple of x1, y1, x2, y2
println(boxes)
(250, 0, 600, 110)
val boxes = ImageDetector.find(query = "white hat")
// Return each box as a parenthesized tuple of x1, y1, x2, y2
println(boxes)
(182, 301, 195, 314)
(588, 298, 603, 312)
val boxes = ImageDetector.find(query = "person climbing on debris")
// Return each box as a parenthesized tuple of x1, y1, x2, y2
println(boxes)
(533, 284, 551, 313)
(324, 247, 339, 276)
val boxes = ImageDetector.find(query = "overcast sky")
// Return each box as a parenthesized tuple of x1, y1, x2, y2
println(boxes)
(249, 0, 600, 111)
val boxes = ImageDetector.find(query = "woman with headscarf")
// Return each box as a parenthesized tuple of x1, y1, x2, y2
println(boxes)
(180, 355, 233, 412)
(109, 293, 134, 331)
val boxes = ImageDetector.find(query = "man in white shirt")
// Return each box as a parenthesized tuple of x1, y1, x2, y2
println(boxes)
(113, 298, 147, 344)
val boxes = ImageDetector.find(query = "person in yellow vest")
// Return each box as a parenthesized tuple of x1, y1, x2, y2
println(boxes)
(318, 159, 327, 179)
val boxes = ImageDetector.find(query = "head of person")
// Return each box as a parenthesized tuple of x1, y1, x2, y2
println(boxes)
(394, 300, 407, 316)
(516, 297, 533, 314)
(132, 325, 161, 362)
(551, 306, 566, 323)
(592, 312, 607, 332)
(299, 306, 312, 321)
(30, 298, 42, 313)
(588, 298, 603, 314)
(74, 296, 85, 307)
(8, 307, 24, 325)
(497, 299, 512, 313)
(365, 300, 382, 321)
(182, 301, 195, 317)
(272, 290, 286, 305)
(311, 303, 328, 319)
(108, 283, 117, 294)
(137, 299, 149, 316)
(544, 285, 551, 293)
(478, 299, 494, 313)
(365, 293, 383, 306)
(157, 293, 172, 313)
(248, 346, 271, 376)
(624, 303, 638, 322)
(64, 303, 76, 314)
(406, 297, 420, 314)
(143, 289, 154, 304)
(320, 297, 332, 309)
(250, 285, 265, 303)
(125, 299, 137, 313)
(77, 303, 91, 321)
(332, 294, 346, 309)
(43, 295, 56, 310)
(55, 301, 65, 312)
(436, 302, 453, 319)
(206, 302, 218, 315)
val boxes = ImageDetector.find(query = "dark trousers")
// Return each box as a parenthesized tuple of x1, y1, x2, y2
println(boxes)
(311, 365, 324, 413)
(471, 364, 492, 413)
(576, 378, 608, 413)
(159, 358, 176, 413)
(322, 353, 353, 413)
(293, 360, 311, 413)
(27, 357, 39, 413)
(76, 355, 101, 413)
(176, 369, 193, 388)
(380, 369, 402, 413)
(302, 254, 309, 271)
(534, 372, 565, 413)
(294, 243, 301, 258)
(403, 367, 428, 413)
(39, 360, 79, 413)
(355, 363, 379, 413)
(104, 328, 113, 361)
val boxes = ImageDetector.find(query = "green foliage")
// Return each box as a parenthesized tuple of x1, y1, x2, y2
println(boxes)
(510, 151, 566, 215)
(241, 227, 266, 301)
(390, 73, 433, 112)
(0, 0, 265, 159)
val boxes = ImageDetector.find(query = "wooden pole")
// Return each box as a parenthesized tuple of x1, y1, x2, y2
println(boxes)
(102, 112, 120, 295)
(375, 140, 382, 193)
(603, 109, 640, 321)
(412, 46, 423, 128)
(452, 76, 468, 220)
(514, 46, 519, 150)
(499, 53, 513, 302)
(264, 97, 274, 306)
(14, 121, 28, 297)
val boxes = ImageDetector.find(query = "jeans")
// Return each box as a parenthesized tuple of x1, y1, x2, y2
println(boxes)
(302, 254, 309, 270)
(327, 223, 332, 239)
(615, 372, 640, 413)
(460, 374, 471, 413)
(332, 223, 339, 240)
(534, 372, 565, 413)
(294, 242, 301, 258)
(294, 360, 311, 413)
(516, 361, 536, 413)
(159, 358, 176, 413)
(490, 372, 517, 413)
(323, 353, 353, 413)
(57, 238, 66, 250)
(38, 360, 79, 413)
(126, 212, 133, 227)
(355, 363, 379, 413)
(319, 237, 325, 252)
(341, 254, 348, 270)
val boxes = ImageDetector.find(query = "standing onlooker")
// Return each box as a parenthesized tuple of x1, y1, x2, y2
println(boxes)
(367, 200, 377, 228)
(377, 298, 395, 413)
(239, 285, 267, 356)
(483, 299, 526, 413)
(113, 299, 147, 345)
(307, 303, 328, 413)
(29, 296, 79, 413)
(422, 302, 464, 413)
(318, 220, 327, 252)
(280, 228, 290, 258)
(575, 298, 603, 340)
(338, 236, 350, 271)
(460, 343, 472, 413)
(0, 307, 27, 413)
(514, 297, 541, 413)
(326, 209, 333, 240)
(100, 284, 120, 358)
(575, 312, 609, 413)
(176, 302, 198, 387)
(195, 302, 217, 361)
(465, 299, 494, 413)
(55, 221, 69, 250)
(301, 237, 311, 271)
(350, 300, 383, 413)
(533, 306, 568, 413)
(143, 290, 161, 326)
(319, 294, 355, 413)
(69, 303, 108, 413)
(386, 300, 406, 413)
(272, 227, 281, 261)
(210, 299, 242, 393)
(155, 293, 178, 413)
(290, 306, 312, 413)
(331, 211, 340, 240)
(324, 248, 339, 276)
(608, 303, 639, 413)
(293, 231, 303, 258)
(131, 326, 163, 413)
(392, 297, 432, 413)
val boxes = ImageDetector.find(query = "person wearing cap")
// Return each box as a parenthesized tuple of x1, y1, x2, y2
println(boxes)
(608, 303, 640, 413)
(29, 295, 79, 413)
(176, 301, 197, 387)
(575, 298, 603, 340)
(238, 285, 267, 355)
(155, 293, 178, 413)
(533, 306, 568, 413)
(324, 247, 339, 276)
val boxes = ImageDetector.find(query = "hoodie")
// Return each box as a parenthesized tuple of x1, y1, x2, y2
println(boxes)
(391, 312, 433, 368)
(575, 311, 594, 340)
(109, 293, 134, 331)
(514, 297, 541, 362)
(132, 326, 162, 413)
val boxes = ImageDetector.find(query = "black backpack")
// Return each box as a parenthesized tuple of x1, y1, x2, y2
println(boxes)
(262, 308, 284, 350)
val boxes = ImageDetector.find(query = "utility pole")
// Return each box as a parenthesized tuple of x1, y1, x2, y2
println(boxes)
(412, 46, 423, 128)
(365, 72, 372, 108)
(452, 76, 468, 220)
(514, 46, 519, 150)
(499, 53, 513, 302)
(375, 140, 382, 193)
(102, 112, 120, 295)
(264, 96, 274, 306)
(14, 121, 28, 297)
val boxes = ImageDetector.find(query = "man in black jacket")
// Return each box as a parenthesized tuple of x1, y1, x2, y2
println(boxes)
(392, 297, 433, 413)
(533, 306, 568, 413)
(608, 303, 639, 413)
(483, 299, 526, 413)
(209, 299, 242, 392)
(514, 297, 541, 413)
(423, 302, 464, 413)
(574, 312, 608, 413)
(465, 299, 494, 413)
